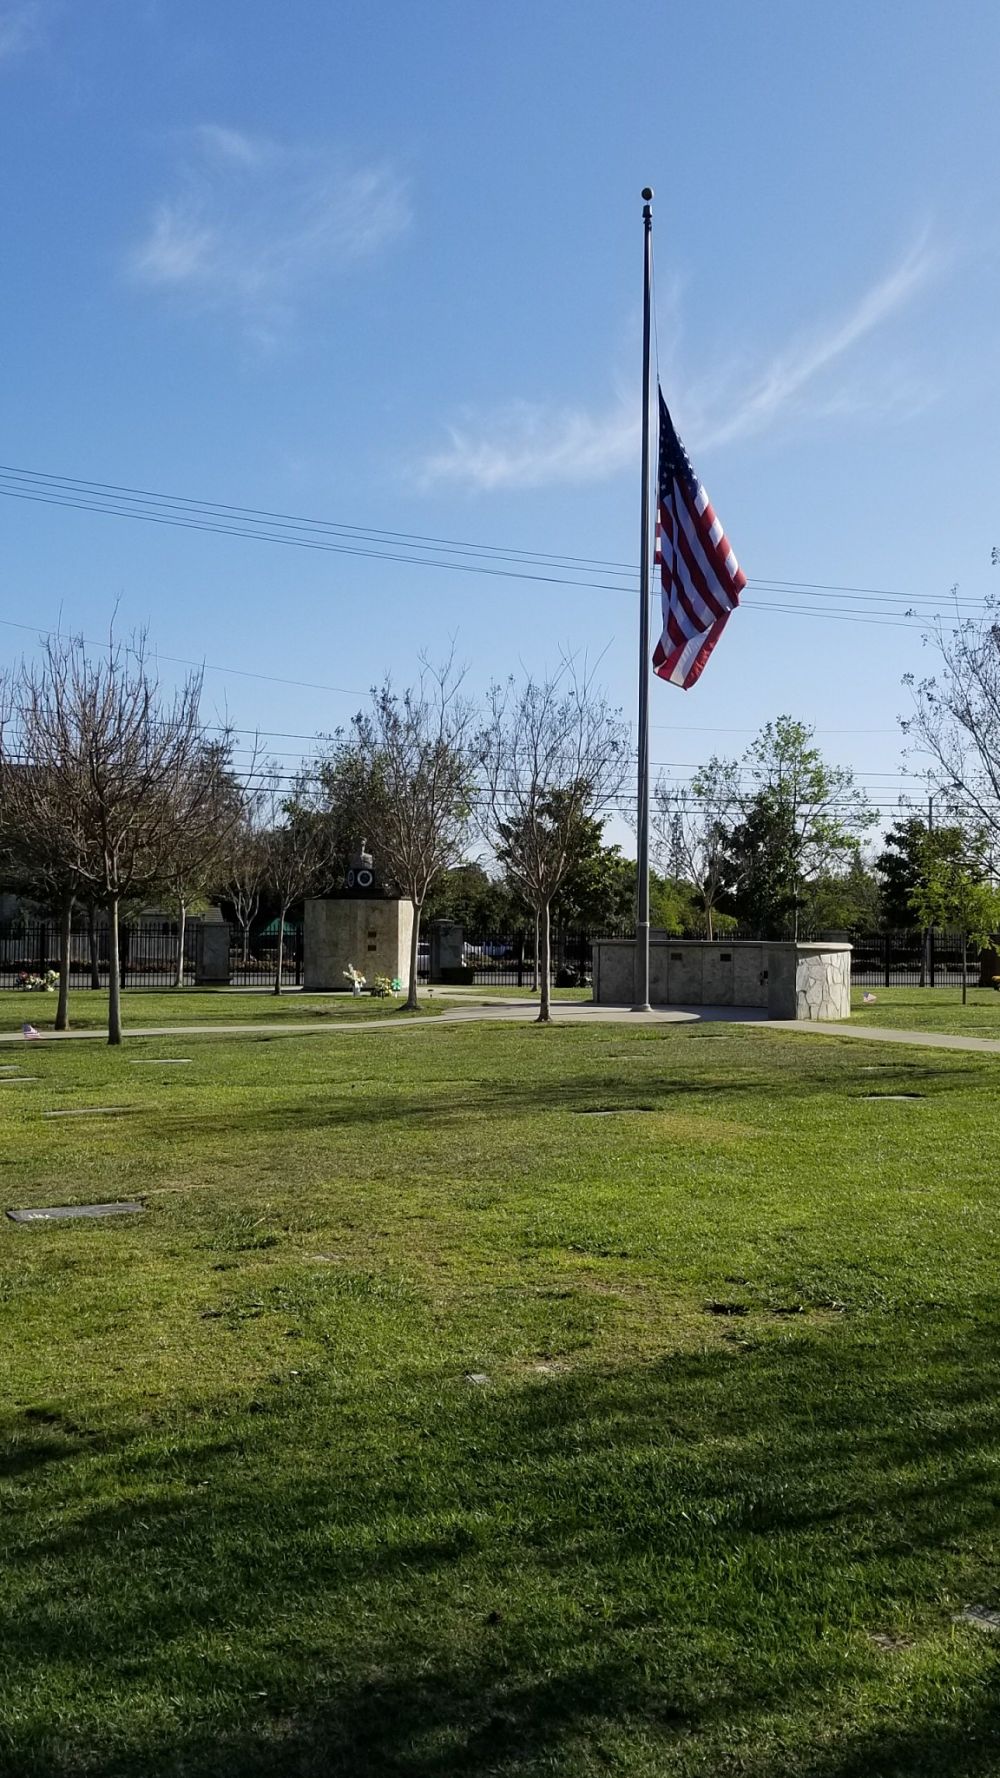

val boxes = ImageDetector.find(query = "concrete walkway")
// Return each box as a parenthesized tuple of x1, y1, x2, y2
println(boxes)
(3, 997, 1000, 1055)
(0, 1002, 703, 1045)
(763, 1017, 1000, 1055)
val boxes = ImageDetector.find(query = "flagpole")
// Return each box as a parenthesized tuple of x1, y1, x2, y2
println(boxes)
(632, 186, 654, 1012)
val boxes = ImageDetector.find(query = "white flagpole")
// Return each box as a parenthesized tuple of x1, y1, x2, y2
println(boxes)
(632, 187, 654, 1012)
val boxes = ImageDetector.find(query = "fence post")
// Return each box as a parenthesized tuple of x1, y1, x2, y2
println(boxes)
(884, 933, 891, 989)
(295, 927, 302, 986)
(930, 928, 936, 989)
(36, 922, 48, 976)
(516, 934, 524, 988)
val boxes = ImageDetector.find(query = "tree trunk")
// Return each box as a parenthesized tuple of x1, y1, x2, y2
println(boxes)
(173, 900, 187, 989)
(537, 900, 552, 1024)
(88, 903, 101, 989)
(55, 895, 73, 1031)
(240, 917, 250, 967)
(962, 930, 968, 1007)
(273, 911, 285, 995)
(706, 902, 714, 942)
(406, 901, 422, 1010)
(532, 909, 540, 993)
(108, 896, 123, 1045)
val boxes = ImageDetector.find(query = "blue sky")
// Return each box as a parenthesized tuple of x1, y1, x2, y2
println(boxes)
(1, 0, 998, 847)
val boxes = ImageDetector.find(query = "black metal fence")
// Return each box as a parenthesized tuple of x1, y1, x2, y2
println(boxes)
(230, 926, 303, 988)
(0, 918, 303, 989)
(847, 929, 985, 988)
(0, 918, 196, 988)
(424, 927, 633, 987)
(424, 926, 993, 990)
(0, 917, 989, 993)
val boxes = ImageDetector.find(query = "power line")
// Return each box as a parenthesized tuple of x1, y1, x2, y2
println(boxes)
(0, 461, 641, 576)
(0, 459, 990, 615)
(0, 616, 363, 699)
(652, 723, 900, 735)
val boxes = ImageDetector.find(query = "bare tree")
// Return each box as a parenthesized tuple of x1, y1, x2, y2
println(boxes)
(903, 591, 1000, 830)
(260, 769, 334, 995)
(652, 755, 742, 939)
(0, 632, 219, 1044)
(221, 806, 268, 969)
(328, 658, 475, 1010)
(478, 667, 629, 1023)
(157, 739, 244, 987)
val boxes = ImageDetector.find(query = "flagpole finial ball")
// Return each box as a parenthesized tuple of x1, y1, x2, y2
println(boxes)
(641, 187, 654, 201)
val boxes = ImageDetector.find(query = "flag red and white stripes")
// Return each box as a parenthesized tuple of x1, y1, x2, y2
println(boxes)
(652, 389, 745, 690)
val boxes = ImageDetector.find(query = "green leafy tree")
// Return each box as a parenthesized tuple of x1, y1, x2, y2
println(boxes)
(551, 826, 634, 933)
(721, 717, 872, 937)
(652, 756, 742, 939)
(909, 841, 999, 1005)
(721, 793, 802, 937)
(875, 818, 975, 928)
(422, 863, 520, 934)
(802, 857, 882, 933)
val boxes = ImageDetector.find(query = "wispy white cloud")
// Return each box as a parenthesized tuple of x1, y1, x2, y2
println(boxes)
(697, 230, 940, 449)
(128, 126, 411, 340)
(418, 396, 637, 493)
(416, 234, 941, 492)
(0, 1, 44, 64)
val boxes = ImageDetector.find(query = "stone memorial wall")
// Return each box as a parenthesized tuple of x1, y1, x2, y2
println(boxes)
(591, 938, 852, 1021)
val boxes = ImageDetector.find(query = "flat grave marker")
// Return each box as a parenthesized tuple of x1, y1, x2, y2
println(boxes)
(127, 1058, 192, 1066)
(7, 1201, 145, 1223)
(44, 1106, 140, 1119)
(955, 1605, 1000, 1633)
(577, 1106, 655, 1117)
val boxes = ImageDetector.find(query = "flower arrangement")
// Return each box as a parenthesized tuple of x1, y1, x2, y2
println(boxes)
(15, 970, 59, 992)
(343, 964, 366, 996)
(369, 974, 393, 998)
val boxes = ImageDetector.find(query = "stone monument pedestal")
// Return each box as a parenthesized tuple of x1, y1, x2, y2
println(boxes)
(195, 920, 231, 985)
(430, 920, 465, 982)
(304, 898, 414, 993)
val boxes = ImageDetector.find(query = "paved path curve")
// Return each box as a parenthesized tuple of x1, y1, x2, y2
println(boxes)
(3, 998, 1000, 1056)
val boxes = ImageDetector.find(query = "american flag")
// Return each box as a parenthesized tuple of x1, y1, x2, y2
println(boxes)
(653, 390, 746, 690)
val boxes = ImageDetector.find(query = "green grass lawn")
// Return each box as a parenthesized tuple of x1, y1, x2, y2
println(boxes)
(851, 984, 1000, 1037)
(0, 986, 456, 1033)
(2, 1017, 1000, 1774)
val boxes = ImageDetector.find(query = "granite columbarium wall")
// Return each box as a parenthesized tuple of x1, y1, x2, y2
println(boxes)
(592, 938, 851, 1021)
